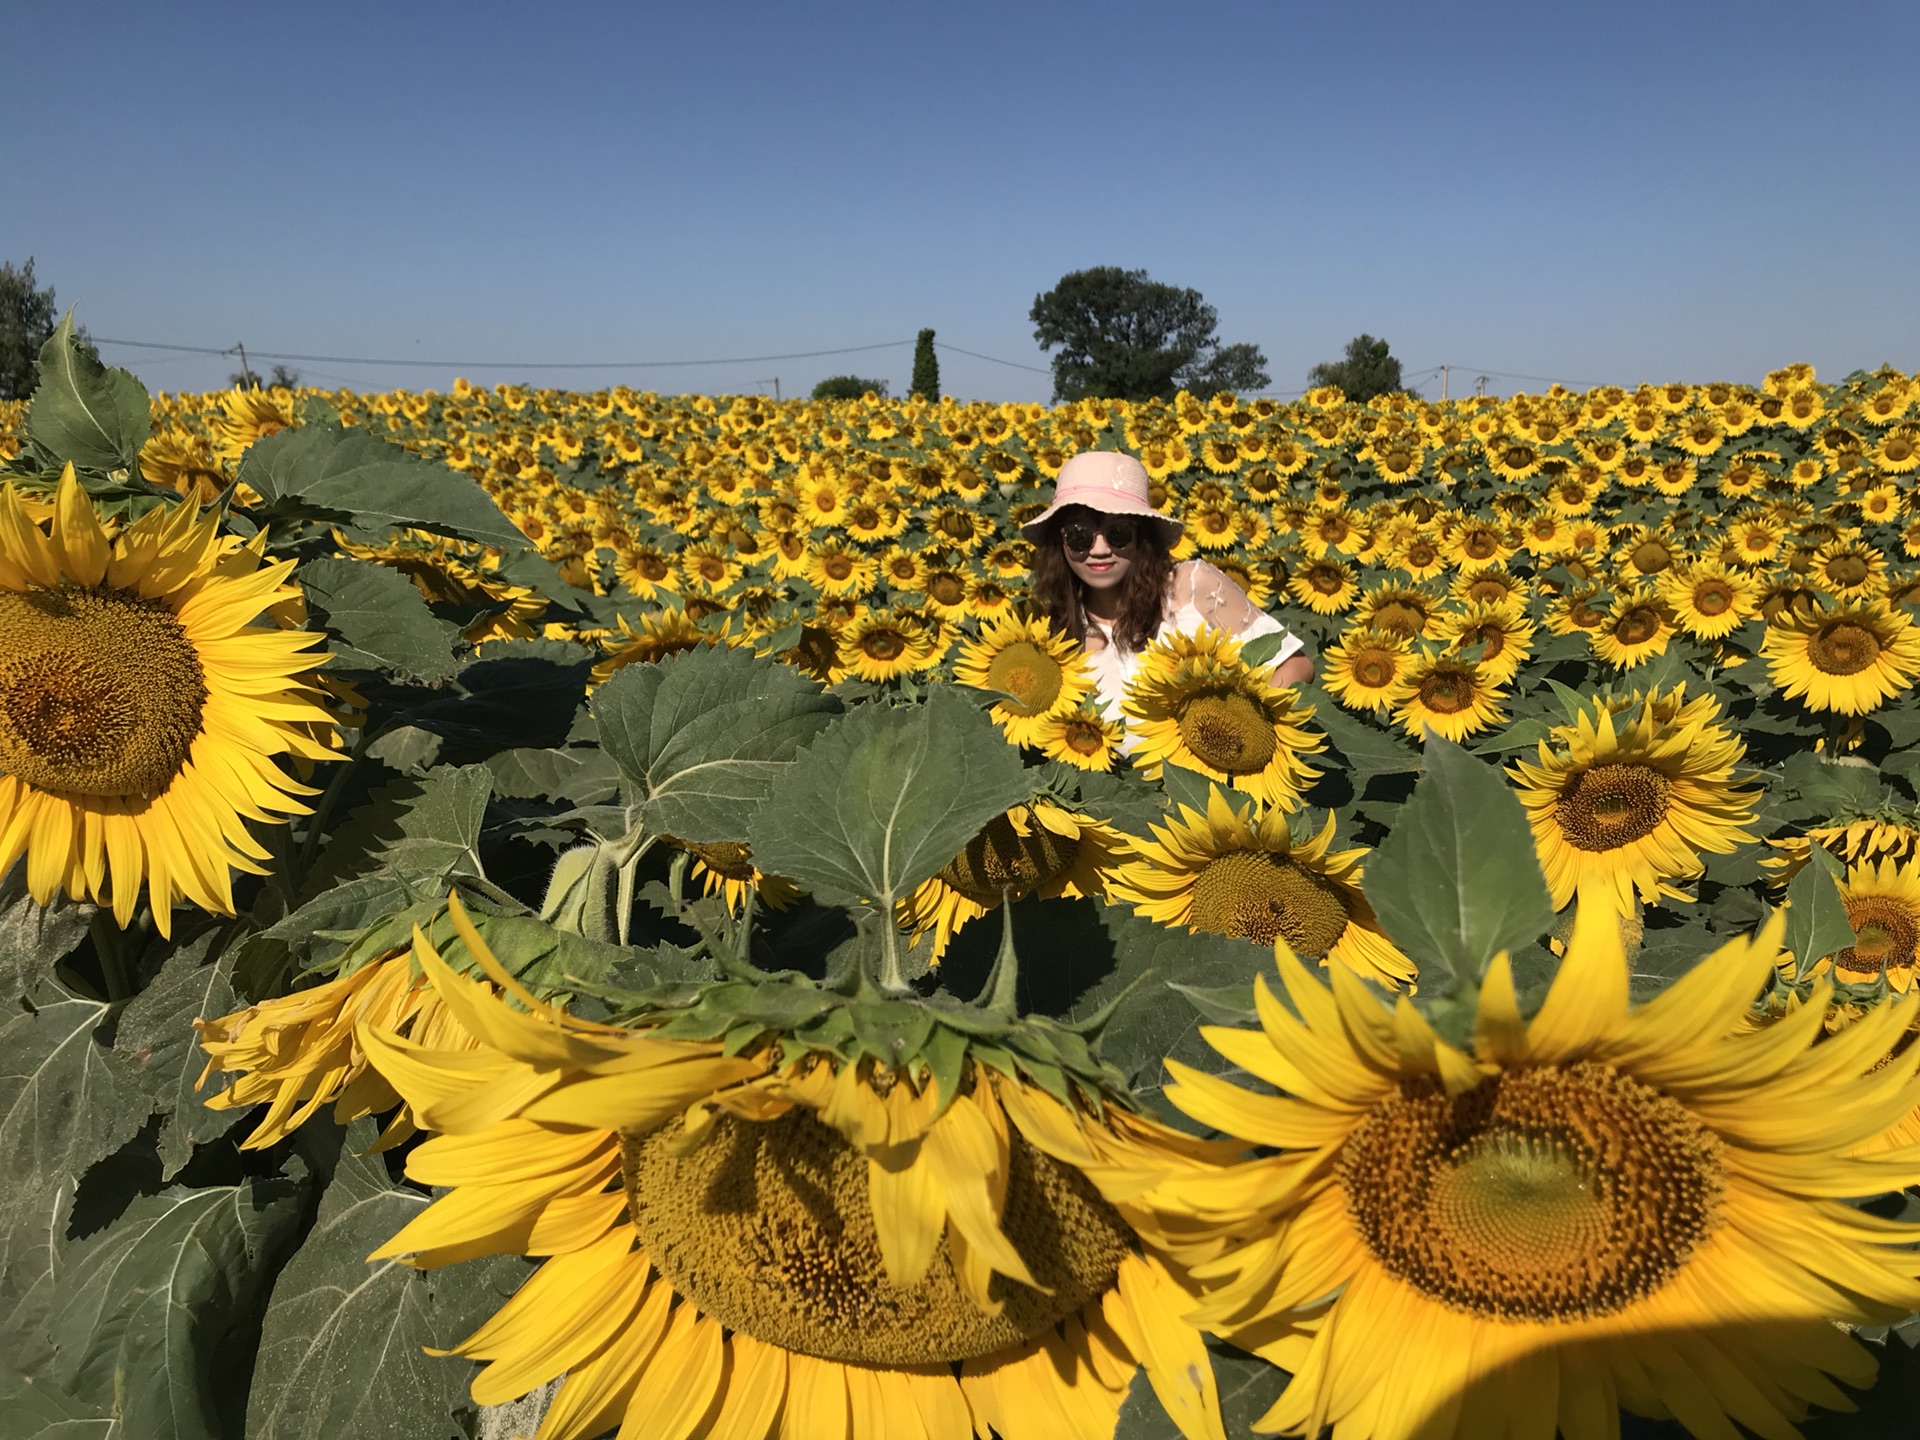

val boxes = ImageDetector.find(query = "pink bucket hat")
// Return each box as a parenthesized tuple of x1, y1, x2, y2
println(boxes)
(1019, 450, 1183, 545)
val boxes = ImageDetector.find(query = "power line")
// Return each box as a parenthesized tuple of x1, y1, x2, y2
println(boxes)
(92, 336, 915, 371)
(929, 343, 1052, 375)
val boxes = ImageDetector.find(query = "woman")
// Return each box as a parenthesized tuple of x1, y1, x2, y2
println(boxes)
(1022, 450, 1312, 718)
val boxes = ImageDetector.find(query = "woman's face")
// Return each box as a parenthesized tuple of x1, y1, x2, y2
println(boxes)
(1059, 507, 1135, 591)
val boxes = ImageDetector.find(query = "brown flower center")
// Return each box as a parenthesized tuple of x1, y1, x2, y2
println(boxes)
(1188, 850, 1352, 955)
(1809, 620, 1883, 676)
(938, 813, 1082, 904)
(1556, 762, 1671, 851)
(1176, 690, 1280, 775)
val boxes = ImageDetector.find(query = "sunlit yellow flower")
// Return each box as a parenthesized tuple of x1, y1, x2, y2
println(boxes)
(1762, 598, 1920, 714)
(1390, 651, 1507, 742)
(952, 614, 1094, 746)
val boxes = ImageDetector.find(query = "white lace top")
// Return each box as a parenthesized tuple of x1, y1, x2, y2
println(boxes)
(1080, 559, 1306, 721)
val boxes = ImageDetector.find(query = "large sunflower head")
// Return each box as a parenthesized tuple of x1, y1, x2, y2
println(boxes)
(1657, 559, 1757, 639)
(1122, 625, 1325, 809)
(1164, 899, 1920, 1440)
(950, 614, 1094, 746)
(0, 472, 340, 934)
(343, 895, 1233, 1440)
(1509, 687, 1759, 914)
(208, 384, 297, 467)
(1321, 627, 1415, 713)
(1761, 597, 1920, 715)
(1112, 790, 1415, 990)
(1815, 857, 1920, 994)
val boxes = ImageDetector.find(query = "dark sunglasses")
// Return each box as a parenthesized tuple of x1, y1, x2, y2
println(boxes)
(1060, 514, 1139, 555)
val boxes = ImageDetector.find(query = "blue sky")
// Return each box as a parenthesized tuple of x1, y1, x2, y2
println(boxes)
(6, 0, 1915, 402)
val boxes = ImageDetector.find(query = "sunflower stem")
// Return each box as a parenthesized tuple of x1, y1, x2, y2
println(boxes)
(291, 732, 364, 890)
(89, 911, 139, 1002)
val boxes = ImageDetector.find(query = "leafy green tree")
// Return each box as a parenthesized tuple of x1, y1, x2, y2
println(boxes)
(1, 258, 99, 400)
(1307, 333, 1404, 401)
(911, 328, 939, 400)
(1028, 266, 1269, 403)
(230, 362, 302, 390)
(811, 374, 890, 401)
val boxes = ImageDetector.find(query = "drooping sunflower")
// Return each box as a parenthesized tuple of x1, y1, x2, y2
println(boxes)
(1123, 627, 1324, 810)
(1762, 598, 1920, 714)
(350, 900, 1233, 1440)
(1320, 628, 1414, 713)
(196, 948, 483, 1150)
(1111, 791, 1414, 989)
(1390, 651, 1507, 743)
(0, 472, 340, 934)
(590, 609, 726, 685)
(334, 530, 546, 645)
(668, 837, 804, 913)
(207, 385, 297, 467)
(899, 800, 1129, 959)
(1163, 900, 1920, 1440)
(1509, 689, 1759, 914)
(1763, 814, 1920, 889)
(952, 614, 1094, 747)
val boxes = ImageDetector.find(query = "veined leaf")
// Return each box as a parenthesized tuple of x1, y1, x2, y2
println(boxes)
(0, 868, 93, 1007)
(114, 937, 239, 1180)
(1362, 733, 1554, 987)
(25, 314, 150, 473)
(0, 994, 146, 1311)
(297, 558, 463, 683)
(235, 422, 527, 549)
(593, 645, 842, 843)
(1297, 684, 1420, 779)
(43, 1180, 304, 1440)
(1786, 843, 1855, 978)
(747, 686, 1029, 909)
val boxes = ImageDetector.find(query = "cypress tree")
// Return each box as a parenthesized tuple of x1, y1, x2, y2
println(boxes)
(911, 328, 939, 400)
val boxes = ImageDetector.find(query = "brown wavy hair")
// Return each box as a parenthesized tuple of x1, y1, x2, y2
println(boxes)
(1028, 508, 1175, 653)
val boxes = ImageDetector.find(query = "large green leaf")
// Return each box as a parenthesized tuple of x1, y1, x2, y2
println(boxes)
(41, 1180, 303, 1440)
(25, 314, 150, 473)
(234, 423, 527, 549)
(593, 645, 842, 843)
(247, 1132, 513, 1440)
(114, 937, 239, 1179)
(297, 558, 464, 683)
(0, 1363, 121, 1438)
(0, 868, 93, 1006)
(1297, 684, 1421, 779)
(0, 994, 146, 1310)
(1362, 733, 1555, 987)
(1784, 843, 1855, 977)
(747, 687, 1030, 908)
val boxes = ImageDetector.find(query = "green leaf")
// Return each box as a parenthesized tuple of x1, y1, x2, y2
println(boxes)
(485, 745, 621, 804)
(25, 313, 150, 473)
(1362, 733, 1555, 986)
(1469, 716, 1554, 755)
(305, 766, 494, 893)
(0, 869, 93, 1007)
(0, 994, 146, 1311)
(593, 646, 842, 843)
(1785, 843, 1855, 977)
(1157, 763, 1220, 817)
(448, 907, 628, 996)
(247, 1126, 515, 1440)
(747, 687, 1030, 909)
(1297, 685, 1420, 778)
(235, 422, 526, 549)
(1239, 627, 1293, 667)
(113, 936, 239, 1179)
(42, 1180, 304, 1440)
(1167, 980, 1258, 1025)
(1115, 1338, 1286, 1440)
(297, 558, 463, 682)
(0, 1363, 120, 1438)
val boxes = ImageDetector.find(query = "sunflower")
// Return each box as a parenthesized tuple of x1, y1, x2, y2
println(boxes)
(0, 472, 339, 935)
(590, 610, 725, 685)
(1029, 706, 1126, 772)
(1164, 896, 1920, 1440)
(1391, 532, 1448, 583)
(899, 800, 1128, 959)
(952, 614, 1094, 746)
(1353, 584, 1438, 641)
(139, 429, 232, 504)
(1286, 558, 1360, 615)
(1432, 601, 1534, 685)
(1762, 598, 1920, 714)
(1588, 588, 1676, 669)
(1657, 560, 1757, 640)
(1113, 793, 1414, 989)
(1124, 627, 1324, 810)
(1872, 425, 1920, 475)
(1391, 651, 1507, 743)
(1764, 816, 1920, 888)
(1511, 690, 1757, 915)
(196, 949, 482, 1150)
(836, 609, 941, 682)
(806, 538, 878, 598)
(1806, 857, 1920, 993)
(353, 902, 1231, 1440)
(1320, 628, 1414, 713)
(1808, 537, 1887, 599)
(208, 385, 297, 467)
(333, 531, 547, 645)
(669, 837, 804, 913)
(614, 544, 681, 600)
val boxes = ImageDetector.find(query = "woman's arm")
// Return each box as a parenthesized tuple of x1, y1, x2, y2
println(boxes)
(1176, 560, 1316, 684)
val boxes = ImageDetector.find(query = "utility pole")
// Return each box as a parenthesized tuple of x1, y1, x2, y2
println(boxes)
(1476, 375, 1490, 398)
(773, 377, 780, 401)
(1441, 365, 1448, 401)
(232, 342, 258, 389)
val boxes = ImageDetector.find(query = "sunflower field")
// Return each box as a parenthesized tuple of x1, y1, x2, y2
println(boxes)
(7, 313, 1920, 1440)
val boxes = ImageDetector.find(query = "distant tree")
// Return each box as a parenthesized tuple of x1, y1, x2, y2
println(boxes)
(230, 362, 301, 390)
(910, 328, 939, 400)
(812, 375, 889, 401)
(1029, 266, 1269, 403)
(0, 258, 99, 400)
(1307, 334, 1403, 401)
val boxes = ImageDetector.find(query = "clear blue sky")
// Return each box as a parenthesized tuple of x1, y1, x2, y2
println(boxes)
(7, 0, 1915, 402)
